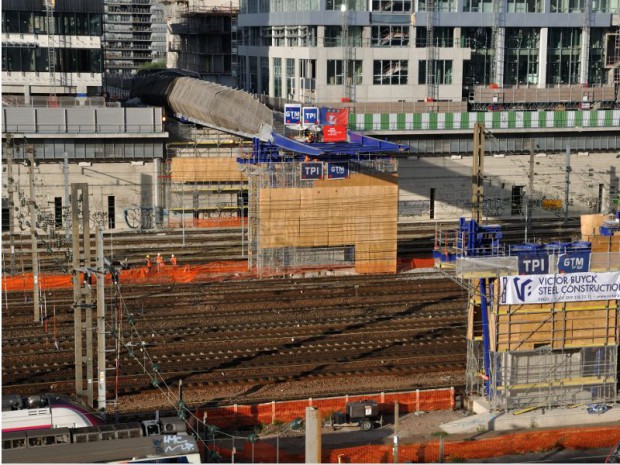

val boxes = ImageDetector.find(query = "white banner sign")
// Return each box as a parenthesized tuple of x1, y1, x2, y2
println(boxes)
(500, 271, 620, 305)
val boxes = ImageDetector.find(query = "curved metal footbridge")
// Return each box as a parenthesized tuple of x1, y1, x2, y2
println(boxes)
(130, 70, 408, 157)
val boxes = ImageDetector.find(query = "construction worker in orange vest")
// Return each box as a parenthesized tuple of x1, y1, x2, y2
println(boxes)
(145, 255, 152, 273)
(170, 254, 177, 266)
(155, 253, 164, 272)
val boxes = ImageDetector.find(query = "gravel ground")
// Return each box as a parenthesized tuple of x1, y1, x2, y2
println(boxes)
(258, 409, 471, 453)
(115, 373, 466, 415)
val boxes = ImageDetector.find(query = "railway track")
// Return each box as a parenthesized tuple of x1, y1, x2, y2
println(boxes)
(2, 217, 582, 273)
(2, 273, 468, 412)
(0, 218, 585, 413)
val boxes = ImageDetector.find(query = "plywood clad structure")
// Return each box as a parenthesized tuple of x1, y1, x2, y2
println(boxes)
(580, 214, 607, 239)
(490, 297, 619, 352)
(170, 157, 246, 182)
(258, 173, 398, 274)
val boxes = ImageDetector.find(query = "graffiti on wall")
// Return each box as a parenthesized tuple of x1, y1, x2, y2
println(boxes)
(399, 193, 573, 219)
(124, 207, 166, 229)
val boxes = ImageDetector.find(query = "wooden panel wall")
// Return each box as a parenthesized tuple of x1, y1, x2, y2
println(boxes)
(170, 157, 246, 182)
(258, 173, 398, 274)
(490, 300, 619, 352)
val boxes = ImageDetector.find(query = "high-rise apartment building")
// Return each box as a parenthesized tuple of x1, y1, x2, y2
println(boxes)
(165, 0, 238, 87)
(237, 0, 620, 107)
(103, 0, 167, 96)
(2, 0, 104, 98)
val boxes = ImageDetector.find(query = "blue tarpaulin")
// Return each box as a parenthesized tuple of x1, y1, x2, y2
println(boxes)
(272, 130, 408, 156)
(237, 131, 409, 164)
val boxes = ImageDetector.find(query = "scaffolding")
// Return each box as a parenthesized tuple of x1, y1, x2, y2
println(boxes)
(437, 218, 620, 413)
(246, 160, 398, 276)
(166, 124, 249, 228)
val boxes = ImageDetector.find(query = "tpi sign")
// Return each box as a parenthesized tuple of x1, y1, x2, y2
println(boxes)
(300, 162, 323, 180)
(558, 252, 590, 273)
(518, 252, 549, 275)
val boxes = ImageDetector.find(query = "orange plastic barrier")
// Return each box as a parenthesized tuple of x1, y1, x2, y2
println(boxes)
(194, 389, 454, 430)
(323, 425, 620, 463)
(397, 256, 435, 272)
(205, 424, 620, 463)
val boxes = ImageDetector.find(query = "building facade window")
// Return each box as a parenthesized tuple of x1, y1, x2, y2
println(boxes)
(2, 47, 100, 73)
(371, 26, 409, 47)
(419, 60, 453, 84)
(273, 27, 285, 46)
(417, 0, 457, 12)
(373, 59, 408, 84)
(588, 29, 607, 84)
(348, 60, 363, 85)
(273, 57, 282, 98)
(324, 26, 343, 47)
(327, 0, 366, 10)
(504, 28, 539, 85)
(250, 56, 258, 93)
(463, 27, 494, 86)
(327, 59, 344, 85)
(463, 0, 494, 12)
(300, 26, 317, 47)
(546, 28, 581, 84)
(371, 0, 413, 11)
(258, 56, 267, 94)
(2, 10, 102, 36)
(286, 58, 295, 96)
(507, 0, 541, 12)
(416, 27, 454, 47)
(261, 27, 271, 46)
(238, 55, 247, 91)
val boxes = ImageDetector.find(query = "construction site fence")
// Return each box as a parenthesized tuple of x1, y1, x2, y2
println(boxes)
(3, 256, 434, 292)
(2, 261, 252, 292)
(202, 424, 620, 463)
(191, 389, 455, 431)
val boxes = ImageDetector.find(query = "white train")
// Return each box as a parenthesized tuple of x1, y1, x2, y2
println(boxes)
(2, 393, 104, 433)
(2, 414, 201, 464)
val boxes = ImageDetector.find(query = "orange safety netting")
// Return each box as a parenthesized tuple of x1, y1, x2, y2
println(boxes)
(2, 261, 251, 292)
(168, 217, 247, 229)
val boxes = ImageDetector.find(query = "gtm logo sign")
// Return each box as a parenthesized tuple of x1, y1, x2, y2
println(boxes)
(514, 277, 533, 302)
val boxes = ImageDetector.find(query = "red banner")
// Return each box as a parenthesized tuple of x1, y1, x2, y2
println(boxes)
(322, 125, 347, 142)
(320, 108, 349, 126)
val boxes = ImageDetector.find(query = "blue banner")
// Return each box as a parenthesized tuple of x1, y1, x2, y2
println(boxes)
(303, 107, 319, 127)
(327, 163, 349, 179)
(518, 252, 549, 275)
(284, 104, 302, 126)
(300, 162, 323, 180)
(557, 252, 591, 273)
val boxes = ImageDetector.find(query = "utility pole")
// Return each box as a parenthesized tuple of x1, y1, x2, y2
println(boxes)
(63, 153, 70, 242)
(525, 138, 535, 242)
(28, 145, 40, 322)
(564, 146, 571, 223)
(96, 223, 106, 412)
(472, 123, 485, 223)
(72, 183, 94, 407)
(393, 401, 399, 463)
(7, 136, 17, 275)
